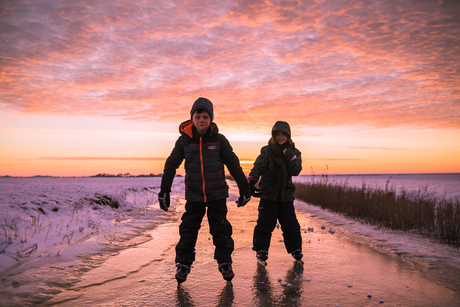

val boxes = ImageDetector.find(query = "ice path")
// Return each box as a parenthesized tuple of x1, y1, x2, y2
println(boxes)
(44, 221, 179, 305)
(44, 183, 460, 307)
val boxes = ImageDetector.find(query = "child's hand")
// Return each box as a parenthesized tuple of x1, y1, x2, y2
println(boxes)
(158, 189, 170, 211)
(283, 147, 296, 162)
(236, 186, 251, 207)
(248, 178, 261, 197)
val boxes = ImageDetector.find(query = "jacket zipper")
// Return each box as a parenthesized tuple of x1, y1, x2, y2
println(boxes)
(200, 136, 206, 202)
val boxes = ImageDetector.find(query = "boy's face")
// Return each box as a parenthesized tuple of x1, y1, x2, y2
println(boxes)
(192, 111, 211, 134)
(274, 131, 288, 145)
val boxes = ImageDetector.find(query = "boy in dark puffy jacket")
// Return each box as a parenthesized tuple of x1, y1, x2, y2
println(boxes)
(248, 121, 303, 265)
(158, 97, 251, 284)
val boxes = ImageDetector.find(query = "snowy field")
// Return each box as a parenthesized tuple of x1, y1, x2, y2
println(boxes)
(0, 177, 184, 275)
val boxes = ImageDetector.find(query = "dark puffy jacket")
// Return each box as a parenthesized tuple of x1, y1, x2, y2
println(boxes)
(249, 144, 302, 201)
(161, 120, 248, 202)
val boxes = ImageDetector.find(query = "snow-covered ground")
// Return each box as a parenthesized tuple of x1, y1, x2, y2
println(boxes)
(0, 177, 184, 275)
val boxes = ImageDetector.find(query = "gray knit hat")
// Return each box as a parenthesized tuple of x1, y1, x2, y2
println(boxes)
(190, 97, 214, 121)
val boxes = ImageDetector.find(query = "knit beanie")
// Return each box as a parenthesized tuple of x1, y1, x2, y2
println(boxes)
(190, 97, 214, 122)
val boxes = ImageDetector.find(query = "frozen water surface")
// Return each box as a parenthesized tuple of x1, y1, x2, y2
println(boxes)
(1, 176, 460, 306)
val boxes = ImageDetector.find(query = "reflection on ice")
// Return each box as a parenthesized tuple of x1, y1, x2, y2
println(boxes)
(252, 261, 304, 307)
(176, 286, 194, 306)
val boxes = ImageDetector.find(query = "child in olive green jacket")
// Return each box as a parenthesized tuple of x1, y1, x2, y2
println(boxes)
(248, 121, 303, 265)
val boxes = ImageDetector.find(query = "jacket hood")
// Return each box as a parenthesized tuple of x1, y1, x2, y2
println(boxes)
(179, 119, 218, 139)
(271, 121, 291, 138)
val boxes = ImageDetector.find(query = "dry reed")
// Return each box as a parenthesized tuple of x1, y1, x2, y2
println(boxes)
(294, 176, 460, 249)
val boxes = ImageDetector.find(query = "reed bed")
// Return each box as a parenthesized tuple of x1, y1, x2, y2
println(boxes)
(294, 176, 460, 249)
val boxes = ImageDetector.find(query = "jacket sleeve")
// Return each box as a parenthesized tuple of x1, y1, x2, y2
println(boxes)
(287, 147, 302, 176)
(248, 146, 269, 182)
(219, 134, 248, 188)
(160, 136, 185, 191)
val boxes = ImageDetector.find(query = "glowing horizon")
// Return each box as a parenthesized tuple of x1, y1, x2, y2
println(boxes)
(1, 0, 459, 177)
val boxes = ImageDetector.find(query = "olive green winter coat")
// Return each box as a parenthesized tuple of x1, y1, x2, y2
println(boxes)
(249, 143, 302, 201)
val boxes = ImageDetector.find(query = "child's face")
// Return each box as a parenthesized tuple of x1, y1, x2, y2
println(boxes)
(274, 131, 288, 145)
(192, 111, 211, 134)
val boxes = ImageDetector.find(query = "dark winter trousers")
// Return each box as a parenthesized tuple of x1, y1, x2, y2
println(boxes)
(175, 199, 234, 266)
(252, 198, 302, 254)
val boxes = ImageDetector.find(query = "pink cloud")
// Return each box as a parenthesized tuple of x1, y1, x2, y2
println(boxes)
(0, 0, 458, 131)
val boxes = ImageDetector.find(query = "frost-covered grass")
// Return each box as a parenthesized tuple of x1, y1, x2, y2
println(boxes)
(1, 192, 121, 255)
(0, 177, 183, 273)
(294, 175, 460, 249)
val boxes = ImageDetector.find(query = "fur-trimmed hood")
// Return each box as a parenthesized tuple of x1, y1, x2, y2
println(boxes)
(179, 119, 218, 139)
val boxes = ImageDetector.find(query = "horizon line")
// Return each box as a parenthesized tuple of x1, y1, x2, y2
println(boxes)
(2, 172, 459, 178)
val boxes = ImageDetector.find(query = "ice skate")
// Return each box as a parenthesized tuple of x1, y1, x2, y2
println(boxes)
(175, 264, 191, 284)
(218, 262, 235, 282)
(256, 250, 268, 266)
(291, 249, 304, 264)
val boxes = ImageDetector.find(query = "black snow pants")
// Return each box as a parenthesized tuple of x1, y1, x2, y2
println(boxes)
(175, 199, 234, 266)
(252, 198, 302, 254)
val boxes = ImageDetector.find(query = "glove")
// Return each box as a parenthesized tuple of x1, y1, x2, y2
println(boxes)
(283, 147, 296, 162)
(236, 185, 251, 207)
(158, 189, 170, 211)
(248, 177, 261, 198)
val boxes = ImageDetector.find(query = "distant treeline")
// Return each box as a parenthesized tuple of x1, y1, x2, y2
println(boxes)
(1, 173, 184, 178)
(91, 173, 162, 177)
(91, 173, 183, 178)
(1, 175, 56, 178)
(294, 175, 460, 249)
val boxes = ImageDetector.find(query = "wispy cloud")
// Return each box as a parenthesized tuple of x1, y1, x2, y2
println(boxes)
(1, 0, 459, 132)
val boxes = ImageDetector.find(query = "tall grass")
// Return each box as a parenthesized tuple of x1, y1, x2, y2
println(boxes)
(294, 175, 460, 249)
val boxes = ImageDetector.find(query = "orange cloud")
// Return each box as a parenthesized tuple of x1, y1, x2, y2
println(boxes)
(1, 0, 458, 131)
(0, 0, 459, 165)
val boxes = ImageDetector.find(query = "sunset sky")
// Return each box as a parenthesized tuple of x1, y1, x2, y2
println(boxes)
(1, 0, 459, 177)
